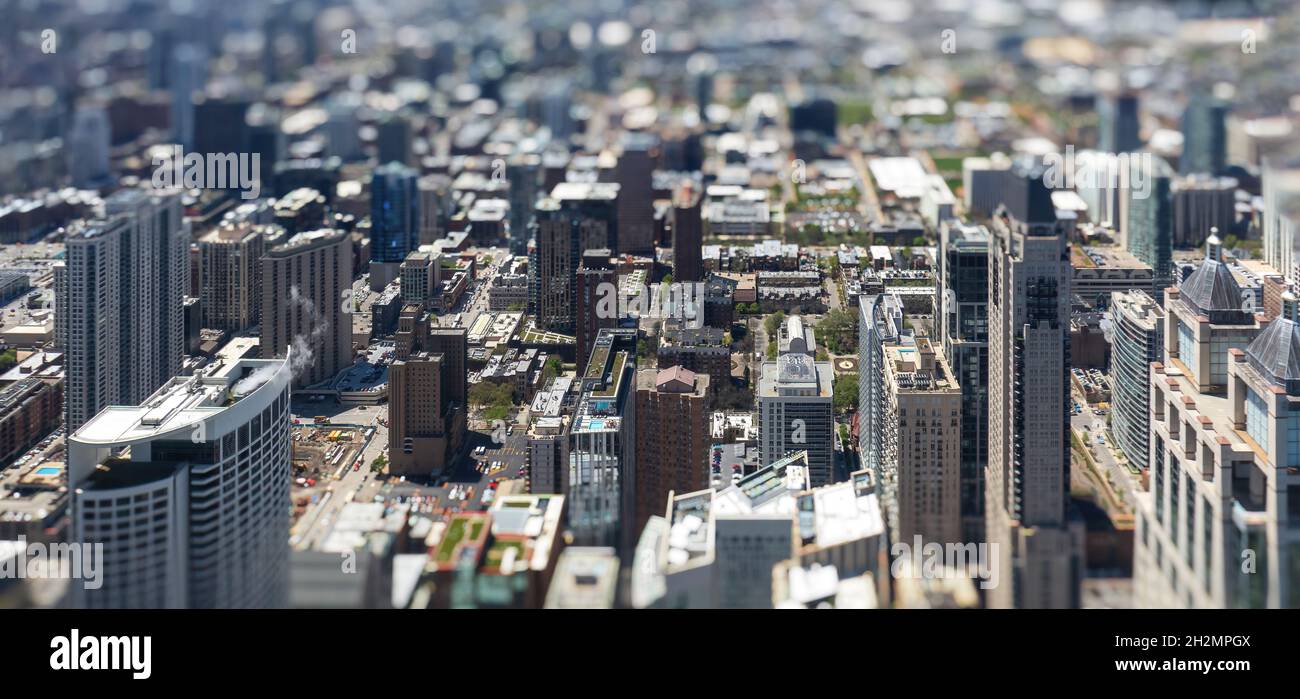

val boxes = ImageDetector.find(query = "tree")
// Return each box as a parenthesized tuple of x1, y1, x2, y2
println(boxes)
(662, 273, 673, 285)
(763, 310, 786, 337)
(0, 349, 17, 372)
(833, 374, 859, 413)
(816, 308, 858, 355)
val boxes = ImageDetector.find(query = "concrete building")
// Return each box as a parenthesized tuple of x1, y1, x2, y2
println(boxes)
(197, 221, 277, 332)
(530, 182, 619, 333)
(0, 377, 63, 468)
(881, 337, 962, 545)
(388, 349, 464, 477)
(56, 188, 188, 431)
(68, 355, 293, 608)
(1072, 245, 1155, 303)
(759, 316, 835, 487)
(986, 198, 1085, 609)
(544, 547, 620, 609)
(936, 221, 989, 542)
(1110, 290, 1166, 472)
(260, 229, 354, 388)
(631, 454, 887, 609)
(399, 249, 440, 310)
(656, 320, 730, 393)
(634, 366, 710, 540)
(1136, 283, 1299, 607)
(1165, 236, 1261, 395)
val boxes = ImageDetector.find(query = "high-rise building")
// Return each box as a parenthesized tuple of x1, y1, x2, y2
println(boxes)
(169, 43, 206, 150)
(66, 105, 111, 188)
(936, 221, 989, 542)
(1110, 290, 1166, 472)
(507, 153, 542, 256)
(633, 366, 710, 539)
(68, 355, 293, 608)
(260, 229, 353, 388)
(614, 133, 658, 255)
(1098, 92, 1141, 154)
(859, 293, 905, 480)
(197, 221, 277, 332)
(1165, 235, 1260, 393)
(1261, 155, 1300, 285)
(56, 189, 188, 431)
(672, 181, 704, 283)
(1135, 278, 1295, 608)
(567, 328, 637, 551)
(575, 249, 617, 365)
(388, 349, 465, 477)
(1127, 157, 1174, 290)
(369, 162, 421, 289)
(1180, 93, 1229, 176)
(1172, 175, 1238, 249)
(530, 183, 619, 333)
(399, 249, 440, 310)
(759, 316, 835, 487)
(986, 195, 1085, 609)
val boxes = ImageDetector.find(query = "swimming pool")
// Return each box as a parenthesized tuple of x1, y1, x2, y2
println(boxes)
(35, 467, 61, 476)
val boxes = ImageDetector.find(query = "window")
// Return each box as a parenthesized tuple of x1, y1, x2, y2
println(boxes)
(1178, 321, 1196, 376)
(1246, 389, 1268, 450)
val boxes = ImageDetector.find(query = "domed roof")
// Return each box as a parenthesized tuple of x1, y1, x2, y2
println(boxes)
(1245, 316, 1300, 390)
(1246, 292, 1300, 391)
(1179, 233, 1243, 315)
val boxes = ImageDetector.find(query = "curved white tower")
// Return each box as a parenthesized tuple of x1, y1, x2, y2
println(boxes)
(68, 354, 293, 608)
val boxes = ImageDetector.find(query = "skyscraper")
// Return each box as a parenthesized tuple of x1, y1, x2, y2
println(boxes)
(671, 181, 704, 283)
(882, 337, 962, 545)
(1261, 154, 1300, 285)
(575, 249, 617, 365)
(633, 366, 710, 538)
(56, 188, 188, 431)
(1180, 92, 1229, 176)
(369, 161, 420, 289)
(1099, 92, 1141, 154)
(68, 355, 293, 608)
(1172, 175, 1238, 249)
(197, 221, 276, 332)
(568, 328, 637, 550)
(986, 191, 1084, 609)
(1127, 156, 1174, 290)
(614, 133, 657, 255)
(759, 316, 835, 487)
(1109, 289, 1166, 472)
(530, 182, 619, 333)
(507, 153, 542, 256)
(260, 229, 353, 388)
(936, 221, 989, 543)
(66, 105, 111, 188)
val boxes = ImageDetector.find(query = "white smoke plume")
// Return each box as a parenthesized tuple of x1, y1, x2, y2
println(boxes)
(230, 285, 330, 396)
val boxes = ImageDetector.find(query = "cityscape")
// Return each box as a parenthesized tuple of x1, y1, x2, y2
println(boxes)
(1, 0, 1299, 615)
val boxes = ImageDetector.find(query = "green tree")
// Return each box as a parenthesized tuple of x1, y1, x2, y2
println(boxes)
(833, 374, 859, 413)
(763, 310, 786, 337)
(0, 349, 17, 372)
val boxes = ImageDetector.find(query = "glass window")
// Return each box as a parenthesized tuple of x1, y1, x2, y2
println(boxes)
(1246, 389, 1268, 450)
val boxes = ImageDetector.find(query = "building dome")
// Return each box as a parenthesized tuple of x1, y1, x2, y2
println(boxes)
(1245, 293, 1300, 393)
(1178, 233, 1244, 316)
